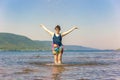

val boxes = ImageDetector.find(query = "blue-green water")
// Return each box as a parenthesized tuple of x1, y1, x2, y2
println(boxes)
(0, 51, 120, 80)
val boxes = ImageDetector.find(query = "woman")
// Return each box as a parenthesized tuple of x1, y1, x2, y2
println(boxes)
(40, 24, 78, 64)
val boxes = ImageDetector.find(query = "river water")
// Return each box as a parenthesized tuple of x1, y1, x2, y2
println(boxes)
(0, 51, 120, 80)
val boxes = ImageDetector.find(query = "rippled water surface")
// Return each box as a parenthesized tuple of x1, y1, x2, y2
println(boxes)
(0, 51, 120, 80)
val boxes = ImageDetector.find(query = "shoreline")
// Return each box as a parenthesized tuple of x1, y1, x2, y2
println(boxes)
(0, 49, 115, 52)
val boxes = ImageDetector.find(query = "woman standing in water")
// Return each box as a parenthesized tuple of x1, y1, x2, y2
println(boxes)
(40, 24, 78, 64)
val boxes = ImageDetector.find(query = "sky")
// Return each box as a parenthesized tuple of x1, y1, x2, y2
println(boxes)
(0, 0, 120, 49)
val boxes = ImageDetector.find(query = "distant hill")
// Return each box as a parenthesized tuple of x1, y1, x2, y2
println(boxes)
(0, 33, 51, 51)
(116, 48, 120, 51)
(65, 45, 98, 50)
(0, 33, 99, 51)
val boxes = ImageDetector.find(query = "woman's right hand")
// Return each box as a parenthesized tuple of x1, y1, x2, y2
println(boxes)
(40, 24, 44, 27)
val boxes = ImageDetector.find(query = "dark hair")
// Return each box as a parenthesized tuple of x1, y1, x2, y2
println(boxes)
(55, 25, 61, 30)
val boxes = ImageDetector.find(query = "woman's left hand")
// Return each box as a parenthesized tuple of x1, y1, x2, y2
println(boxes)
(74, 27, 78, 29)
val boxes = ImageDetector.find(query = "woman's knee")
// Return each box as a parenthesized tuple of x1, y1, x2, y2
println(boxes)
(59, 52, 63, 56)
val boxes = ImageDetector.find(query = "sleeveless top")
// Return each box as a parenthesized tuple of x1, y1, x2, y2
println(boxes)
(53, 33, 62, 46)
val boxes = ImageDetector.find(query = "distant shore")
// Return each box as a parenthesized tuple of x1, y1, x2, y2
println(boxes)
(0, 33, 117, 52)
(0, 49, 115, 52)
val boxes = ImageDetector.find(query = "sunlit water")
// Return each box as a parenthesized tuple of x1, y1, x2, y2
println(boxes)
(0, 51, 120, 80)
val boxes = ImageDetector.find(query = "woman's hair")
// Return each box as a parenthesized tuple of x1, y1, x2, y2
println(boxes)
(55, 25, 61, 30)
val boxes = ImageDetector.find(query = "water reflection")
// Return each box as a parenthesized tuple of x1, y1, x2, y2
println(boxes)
(51, 65, 65, 80)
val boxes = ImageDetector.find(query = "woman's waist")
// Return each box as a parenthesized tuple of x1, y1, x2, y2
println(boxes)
(52, 43, 63, 47)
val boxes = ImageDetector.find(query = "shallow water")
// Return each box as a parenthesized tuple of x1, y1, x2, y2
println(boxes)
(0, 51, 120, 80)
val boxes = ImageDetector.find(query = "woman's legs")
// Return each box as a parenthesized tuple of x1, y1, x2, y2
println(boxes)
(53, 52, 63, 64)
(54, 54, 58, 64)
(52, 46, 63, 64)
(58, 53, 62, 64)
(58, 49, 63, 64)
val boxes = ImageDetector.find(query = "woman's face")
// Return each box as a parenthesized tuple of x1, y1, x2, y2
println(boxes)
(55, 28, 60, 34)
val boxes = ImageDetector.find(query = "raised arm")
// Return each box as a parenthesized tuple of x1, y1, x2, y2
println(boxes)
(62, 27, 78, 37)
(40, 24, 54, 36)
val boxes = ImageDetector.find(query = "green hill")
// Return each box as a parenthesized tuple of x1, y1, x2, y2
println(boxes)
(0, 33, 100, 51)
(0, 33, 51, 51)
